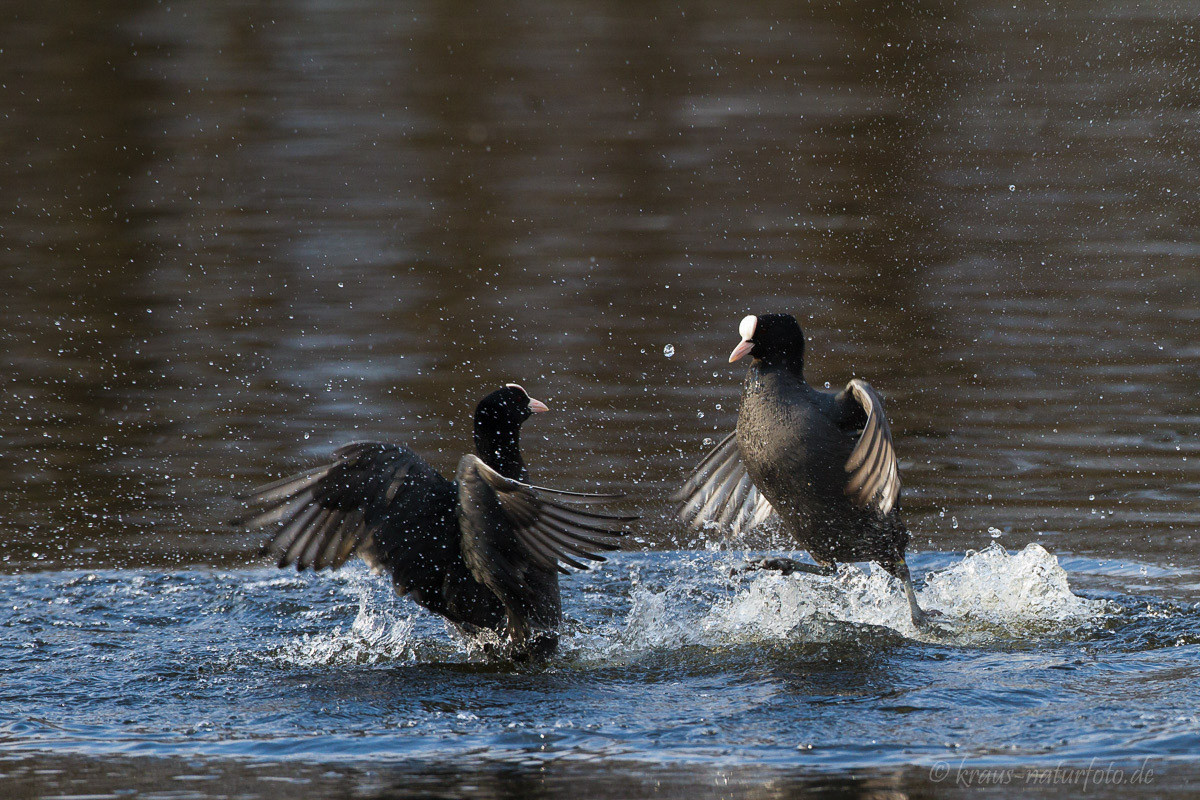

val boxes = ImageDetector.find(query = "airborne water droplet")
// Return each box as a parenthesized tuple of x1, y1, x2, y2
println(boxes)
(663, 344, 675, 358)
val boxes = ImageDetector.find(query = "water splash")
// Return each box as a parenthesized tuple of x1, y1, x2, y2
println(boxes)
(266, 573, 420, 667)
(254, 545, 1107, 667)
(611, 544, 1105, 653)
(920, 543, 1102, 625)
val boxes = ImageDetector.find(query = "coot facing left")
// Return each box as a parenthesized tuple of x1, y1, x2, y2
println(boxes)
(674, 314, 935, 627)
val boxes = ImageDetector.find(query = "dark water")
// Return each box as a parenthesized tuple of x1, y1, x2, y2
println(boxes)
(1, 0, 1197, 796)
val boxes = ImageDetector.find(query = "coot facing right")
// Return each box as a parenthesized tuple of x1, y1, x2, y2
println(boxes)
(232, 384, 634, 658)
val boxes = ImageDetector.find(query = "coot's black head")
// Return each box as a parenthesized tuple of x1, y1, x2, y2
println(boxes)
(473, 383, 548, 480)
(475, 383, 548, 428)
(728, 313, 805, 372)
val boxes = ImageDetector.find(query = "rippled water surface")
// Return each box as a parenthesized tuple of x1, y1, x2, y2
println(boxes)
(1, 0, 1197, 796)
(3, 549, 1200, 797)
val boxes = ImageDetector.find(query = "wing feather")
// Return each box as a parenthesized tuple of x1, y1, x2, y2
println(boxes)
(841, 379, 901, 514)
(275, 505, 324, 567)
(456, 455, 632, 580)
(671, 432, 777, 537)
(231, 442, 458, 579)
(234, 465, 331, 504)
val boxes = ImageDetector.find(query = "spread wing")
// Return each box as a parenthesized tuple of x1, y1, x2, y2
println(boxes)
(455, 454, 634, 582)
(453, 455, 634, 646)
(839, 379, 901, 515)
(230, 442, 461, 591)
(670, 431, 777, 537)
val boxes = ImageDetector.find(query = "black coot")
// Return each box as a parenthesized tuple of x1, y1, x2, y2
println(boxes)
(673, 314, 935, 627)
(232, 384, 634, 658)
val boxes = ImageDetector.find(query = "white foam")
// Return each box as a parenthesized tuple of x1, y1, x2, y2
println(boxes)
(264, 544, 1106, 665)
(612, 544, 1105, 652)
(272, 606, 416, 667)
(920, 543, 1101, 625)
(268, 574, 418, 667)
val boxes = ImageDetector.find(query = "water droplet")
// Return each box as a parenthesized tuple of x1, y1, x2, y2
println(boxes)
(988, 526, 1003, 538)
(702, 437, 714, 447)
(663, 344, 675, 358)
(696, 411, 705, 419)
(714, 403, 722, 410)
(1008, 184, 1016, 191)
(951, 516, 959, 529)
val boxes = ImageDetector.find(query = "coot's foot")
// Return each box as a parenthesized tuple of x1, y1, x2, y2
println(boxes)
(910, 604, 945, 629)
(510, 630, 559, 662)
(731, 557, 836, 578)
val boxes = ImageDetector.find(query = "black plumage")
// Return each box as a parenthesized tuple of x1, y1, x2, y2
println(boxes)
(673, 314, 934, 627)
(231, 384, 634, 658)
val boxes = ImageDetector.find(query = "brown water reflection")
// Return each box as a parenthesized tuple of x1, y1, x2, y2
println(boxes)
(1, 0, 1196, 573)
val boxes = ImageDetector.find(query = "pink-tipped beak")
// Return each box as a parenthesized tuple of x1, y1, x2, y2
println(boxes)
(729, 339, 754, 363)
(528, 398, 549, 413)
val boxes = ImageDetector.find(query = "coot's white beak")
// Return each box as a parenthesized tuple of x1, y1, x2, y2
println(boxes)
(728, 340, 754, 363)
(729, 314, 757, 363)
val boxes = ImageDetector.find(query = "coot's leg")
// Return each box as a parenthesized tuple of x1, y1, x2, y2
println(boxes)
(732, 556, 836, 577)
(891, 558, 943, 629)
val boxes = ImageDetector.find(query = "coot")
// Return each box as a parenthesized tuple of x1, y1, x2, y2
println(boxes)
(673, 314, 935, 627)
(232, 384, 634, 658)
